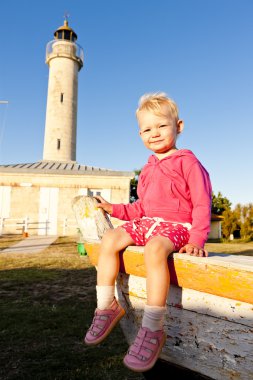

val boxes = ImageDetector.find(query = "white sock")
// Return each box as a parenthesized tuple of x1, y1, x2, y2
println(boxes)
(142, 305, 166, 332)
(96, 285, 115, 310)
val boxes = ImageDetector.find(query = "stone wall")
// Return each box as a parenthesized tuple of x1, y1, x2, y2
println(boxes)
(0, 171, 132, 236)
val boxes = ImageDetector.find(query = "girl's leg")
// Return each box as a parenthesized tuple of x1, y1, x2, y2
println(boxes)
(84, 227, 134, 346)
(123, 236, 173, 372)
(97, 227, 135, 286)
(144, 235, 174, 306)
(141, 236, 174, 332)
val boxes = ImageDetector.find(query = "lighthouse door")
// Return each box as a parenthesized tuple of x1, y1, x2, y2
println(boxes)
(39, 187, 59, 235)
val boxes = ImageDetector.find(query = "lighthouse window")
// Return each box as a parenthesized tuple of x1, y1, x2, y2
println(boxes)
(64, 30, 71, 40)
(57, 139, 61, 150)
(60, 93, 64, 103)
(57, 31, 63, 39)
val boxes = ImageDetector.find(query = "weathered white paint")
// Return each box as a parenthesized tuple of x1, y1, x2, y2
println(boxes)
(72, 195, 113, 240)
(116, 273, 253, 380)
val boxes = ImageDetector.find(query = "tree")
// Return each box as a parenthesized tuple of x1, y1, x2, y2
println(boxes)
(221, 208, 240, 240)
(235, 203, 253, 240)
(211, 192, 243, 240)
(130, 169, 141, 203)
(212, 191, 231, 215)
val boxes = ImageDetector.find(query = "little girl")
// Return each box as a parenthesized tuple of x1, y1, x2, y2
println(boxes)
(84, 92, 212, 372)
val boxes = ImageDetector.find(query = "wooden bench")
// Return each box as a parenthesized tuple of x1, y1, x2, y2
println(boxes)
(84, 241, 253, 380)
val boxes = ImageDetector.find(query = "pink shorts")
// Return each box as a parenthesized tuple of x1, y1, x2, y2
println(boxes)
(120, 217, 190, 251)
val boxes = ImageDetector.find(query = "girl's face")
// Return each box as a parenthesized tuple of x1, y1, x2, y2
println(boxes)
(138, 105, 184, 159)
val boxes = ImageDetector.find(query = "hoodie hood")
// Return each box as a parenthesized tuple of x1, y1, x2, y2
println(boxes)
(142, 149, 201, 188)
(147, 149, 199, 165)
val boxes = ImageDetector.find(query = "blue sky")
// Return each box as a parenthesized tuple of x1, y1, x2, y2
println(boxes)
(0, 0, 252, 207)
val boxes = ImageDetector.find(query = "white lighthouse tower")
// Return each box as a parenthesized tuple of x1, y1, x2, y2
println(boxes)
(43, 19, 84, 162)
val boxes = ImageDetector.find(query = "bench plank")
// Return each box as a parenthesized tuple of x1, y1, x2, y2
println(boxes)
(84, 241, 253, 305)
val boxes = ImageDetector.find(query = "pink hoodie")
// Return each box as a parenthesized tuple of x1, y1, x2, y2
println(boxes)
(112, 149, 212, 248)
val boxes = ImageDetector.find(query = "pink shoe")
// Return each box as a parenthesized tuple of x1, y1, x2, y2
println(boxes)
(84, 297, 125, 346)
(123, 327, 166, 372)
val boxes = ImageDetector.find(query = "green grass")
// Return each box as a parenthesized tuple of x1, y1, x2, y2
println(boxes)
(205, 241, 253, 256)
(0, 234, 22, 250)
(0, 236, 143, 380)
(2, 235, 250, 380)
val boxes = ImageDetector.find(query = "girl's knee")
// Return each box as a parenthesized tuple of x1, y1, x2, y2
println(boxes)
(101, 227, 130, 251)
(144, 237, 174, 264)
(101, 228, 119, 246)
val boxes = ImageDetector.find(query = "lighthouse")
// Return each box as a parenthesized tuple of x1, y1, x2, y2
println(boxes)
(43, 19, 84, 162)
(0, 19, 134, 239)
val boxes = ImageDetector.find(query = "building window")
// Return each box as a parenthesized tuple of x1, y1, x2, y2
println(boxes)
(88, 189, 101, 197)
(60, 93, 64, 103)
(57, 139, 61, 150)
(88, 189, 111, 200)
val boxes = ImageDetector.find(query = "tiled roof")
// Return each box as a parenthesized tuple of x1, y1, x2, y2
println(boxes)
(0, 161, 134, 177)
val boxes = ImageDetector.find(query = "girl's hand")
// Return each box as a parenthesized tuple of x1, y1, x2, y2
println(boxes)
(94, 195, 113, 215)
(179, 243, 208, 257)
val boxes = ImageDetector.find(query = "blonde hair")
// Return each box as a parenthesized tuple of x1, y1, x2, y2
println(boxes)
(136, 92, 180, 122)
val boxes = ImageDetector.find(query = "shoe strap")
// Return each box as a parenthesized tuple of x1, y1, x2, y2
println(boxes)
(88, 314, 110, 336)
(128, 329, 161, 361)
